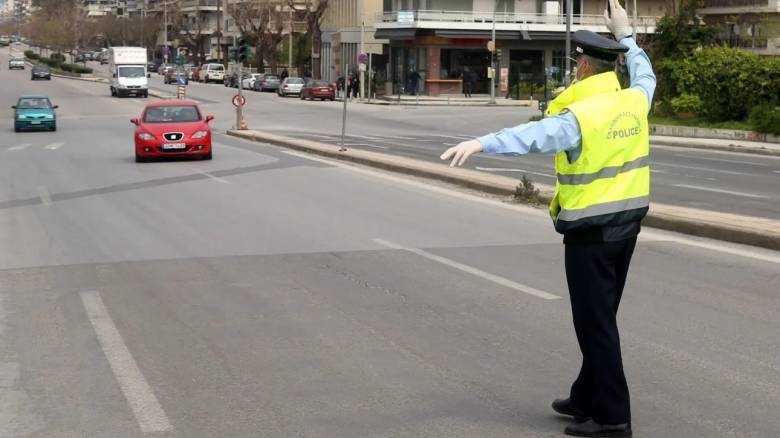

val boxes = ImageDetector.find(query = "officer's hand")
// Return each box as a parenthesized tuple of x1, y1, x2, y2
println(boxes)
(440, 139, 483, 167)
(604, 0, 632, 41)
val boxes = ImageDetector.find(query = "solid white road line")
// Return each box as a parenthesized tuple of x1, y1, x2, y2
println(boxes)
(192, 168, 229, 184)
(475, 167, 555, 178)
(373, 238, 561, 300)
(37, 186, 52, 206)
(673, 154, 769, 167)
(8, 144, 31, 151)
(276, 150, 780, 265)
(773, 170, 780, 174)
(650, 169, 667, 174)
(433, 134, 473, 140)
(80, 291, 173, 433)
(44, 142, 64, 150)
(673, 184, 769, 199)
(654, 162, 752, 176)
(381, 135, 417, 140)
(345, 143, 389, 149)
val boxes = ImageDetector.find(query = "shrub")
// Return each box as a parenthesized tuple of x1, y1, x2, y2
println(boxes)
(670, 94, 702, 114)
(50, 52, 66, 63)
(24, 50, 38, 59)
(749, 104, 780, 135)
(665, 47, 780, 122)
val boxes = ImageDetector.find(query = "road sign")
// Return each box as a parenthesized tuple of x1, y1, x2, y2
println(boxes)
(177, 76, 187, 86)
(500, 68, 509, 93)
(232, 94, 246, 107)
(357, 53, 368, 65)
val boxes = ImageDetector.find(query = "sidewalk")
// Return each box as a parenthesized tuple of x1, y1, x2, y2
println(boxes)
(651, 135, 780, 156)
(227, 129, 780, 251)
(346, 94, 536, 107)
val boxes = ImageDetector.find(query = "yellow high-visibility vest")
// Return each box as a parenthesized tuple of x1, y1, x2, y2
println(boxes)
(546, 72, 650, 234)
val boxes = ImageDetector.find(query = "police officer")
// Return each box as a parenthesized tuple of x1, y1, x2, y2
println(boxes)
(440, 0, 655, 436)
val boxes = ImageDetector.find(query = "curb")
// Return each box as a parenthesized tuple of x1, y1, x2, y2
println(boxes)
(227, 129, 780, 252)
(651, 136, 780, 157)
(28, 64, 173, 100)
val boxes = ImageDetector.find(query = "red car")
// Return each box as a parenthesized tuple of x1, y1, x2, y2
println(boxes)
(191, 66, 202, 82)
(300, 79, 336, 101)
(131, 101, 214, 162)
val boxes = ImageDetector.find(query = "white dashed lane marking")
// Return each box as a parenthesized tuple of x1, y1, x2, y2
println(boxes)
(373, 238, 561, 300)
(7, 144, 30, 151)
(673, 184, 769, 199)
(44, 142, 64, 150)
(80, 291, 173, 433)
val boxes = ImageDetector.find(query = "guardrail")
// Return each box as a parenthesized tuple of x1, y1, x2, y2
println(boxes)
(377, 10, 659, 28)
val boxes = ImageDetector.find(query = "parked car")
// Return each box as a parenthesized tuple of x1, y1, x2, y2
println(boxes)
(223, 71, 238, 88)
(242, 73, 262, 90)
(199, 63, 225, 83)
(278, 77, 305, 97)
(74, 53, 87, 63)
(158, 65, 173, 77)
(8, 58, 25, 70)
(85, 52, 94, 61)
(31, 65, 51, 80)
(185, 65, 197, 80)
(300, 79, 336, 101)
(12, 95, 57, 132)
(131, 100, 214, 162)
(147, 60, 162, 73)
(164, 68, 189, 85)
(254, 74, 280, 92)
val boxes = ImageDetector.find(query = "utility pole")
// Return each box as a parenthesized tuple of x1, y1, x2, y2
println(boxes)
(489, 6, 496, 105)
(632, 0, 638, 40)
(359, 21, 365, 100)
(163, 0, 168, 50)
(289, 8, 293, 73)
(564, 0, 572, 86)
(217, 0, 222, 65)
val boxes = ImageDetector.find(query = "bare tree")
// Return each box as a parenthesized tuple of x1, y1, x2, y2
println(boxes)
(289, 0, 328, 78)
(231, 1, 287, 70)
(169, 2, 209, 63)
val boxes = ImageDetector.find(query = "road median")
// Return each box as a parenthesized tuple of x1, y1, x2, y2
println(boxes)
(228, 129, 779, 251)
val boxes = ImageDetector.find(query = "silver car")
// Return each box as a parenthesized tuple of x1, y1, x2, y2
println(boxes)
(278, 77, 304, 97)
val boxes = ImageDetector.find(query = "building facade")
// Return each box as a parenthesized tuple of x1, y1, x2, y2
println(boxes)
(375, 0, 663, 96)
(320, 0, 388, 81)
(698, 0, 780, 55)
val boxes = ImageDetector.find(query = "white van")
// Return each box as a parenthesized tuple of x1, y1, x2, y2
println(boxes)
(108, 47, 148, 98)
(199, 63, 225, 83)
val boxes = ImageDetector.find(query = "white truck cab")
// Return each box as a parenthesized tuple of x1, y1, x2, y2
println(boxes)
(109, 47, 148, 98)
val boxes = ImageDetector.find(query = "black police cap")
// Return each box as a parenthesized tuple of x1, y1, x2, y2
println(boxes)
(571, 30, 628, 62)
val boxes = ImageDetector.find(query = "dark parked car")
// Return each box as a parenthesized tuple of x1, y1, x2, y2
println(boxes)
(147, 60, 162, 73)
(164, 68, 189, 85)
(254, 74, 280, 92)
(300, 79, 336, 101)
(31, 65, 51, 80)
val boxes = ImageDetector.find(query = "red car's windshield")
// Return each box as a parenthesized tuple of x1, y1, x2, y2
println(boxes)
(143, 106, 201, 123)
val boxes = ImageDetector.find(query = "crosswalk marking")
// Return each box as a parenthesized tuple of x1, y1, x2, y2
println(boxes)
(7, 144, 30, 151)
(44, 142, 64, 150)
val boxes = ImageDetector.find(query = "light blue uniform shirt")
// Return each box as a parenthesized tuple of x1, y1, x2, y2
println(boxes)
(478, 37, 656, 161)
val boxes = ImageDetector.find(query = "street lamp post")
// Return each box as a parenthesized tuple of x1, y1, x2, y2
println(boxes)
(289, 8, 293, 73)
(564, 0, 572, 86)
(489, 6, 496, 105)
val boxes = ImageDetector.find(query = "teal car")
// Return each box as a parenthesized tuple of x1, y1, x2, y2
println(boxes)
(12, 95, 58, 132)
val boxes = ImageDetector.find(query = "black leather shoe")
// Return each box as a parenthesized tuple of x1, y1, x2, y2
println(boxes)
(552, 398, 589, 420)
(564, 419, 632, 437)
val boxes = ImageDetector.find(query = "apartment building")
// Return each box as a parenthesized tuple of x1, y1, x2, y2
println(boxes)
(375, 0, 664, 96)
(698, 0, 780, 55)
(320, 0, 388, 81)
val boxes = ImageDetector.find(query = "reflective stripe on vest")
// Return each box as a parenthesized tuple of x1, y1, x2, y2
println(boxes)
(546, 72, 650, 234)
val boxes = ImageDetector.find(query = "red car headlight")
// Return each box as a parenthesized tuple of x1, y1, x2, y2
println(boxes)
(137, 132, 155, 141)
(192, 130, 209, 139)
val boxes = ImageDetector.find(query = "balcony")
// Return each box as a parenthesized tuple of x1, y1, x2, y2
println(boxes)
(703, 0, 770, 6)
(180, 0, 220, 11)
(375, 10, 659, 35)
(716, 36, 769, 48)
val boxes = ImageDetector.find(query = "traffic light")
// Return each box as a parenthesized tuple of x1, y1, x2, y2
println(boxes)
(228, 47, 237, 62)
(237, 39, 250, 63)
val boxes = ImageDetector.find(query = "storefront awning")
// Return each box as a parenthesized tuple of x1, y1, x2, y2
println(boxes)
(434, 30, 523, 39)
(374, 28, 419, 40)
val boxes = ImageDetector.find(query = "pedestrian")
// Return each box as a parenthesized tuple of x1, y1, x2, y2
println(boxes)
(337, 75, 345, 98)
(281, 68, 289, 82)
(440, 1, 651, 436)
(408, 68, 421, 96)
(462, 66, 474, 98)
(351, 73, 360, 99)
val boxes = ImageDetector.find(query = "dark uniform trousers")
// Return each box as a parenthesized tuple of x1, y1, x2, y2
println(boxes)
(565, 236, 637, 425)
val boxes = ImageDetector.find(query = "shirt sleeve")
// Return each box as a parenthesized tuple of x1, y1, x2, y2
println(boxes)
(621, 36, 656, 110)
(478, 111, 582, 158)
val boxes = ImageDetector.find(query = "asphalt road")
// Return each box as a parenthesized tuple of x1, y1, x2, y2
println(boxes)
(92, 61, 780, 221)
(1, 50, 779, 437)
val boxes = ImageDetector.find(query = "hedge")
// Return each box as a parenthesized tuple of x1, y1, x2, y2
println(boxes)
(662, 47, 780, 122)
(749, 104, 780, 135)
(59, 63, 93, 74)
(24, 50, 39, 60)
